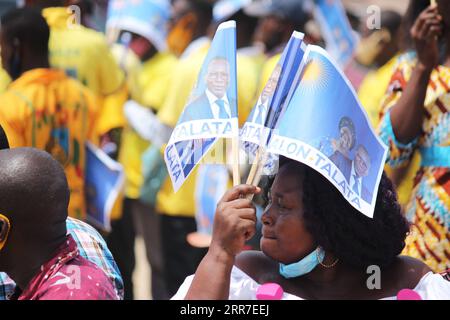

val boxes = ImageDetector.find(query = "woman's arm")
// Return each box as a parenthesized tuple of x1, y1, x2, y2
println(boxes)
(389, 5, 442, 144)
(185, 185, 260, 300)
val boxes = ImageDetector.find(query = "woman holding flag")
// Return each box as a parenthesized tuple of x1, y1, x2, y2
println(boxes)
(172, 157, 450, 300)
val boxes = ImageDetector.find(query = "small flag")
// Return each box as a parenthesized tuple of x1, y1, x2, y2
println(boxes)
(267, 45, 387, 218)
(164, 21, 239, 192)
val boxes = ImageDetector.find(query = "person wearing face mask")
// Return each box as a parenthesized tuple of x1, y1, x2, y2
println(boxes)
(0, 7, 99, 221)
(105, 0, 176, 300)
(0, 148, 119, 300)
(172, 157, 450, 300)
(378, 0, 450, 273)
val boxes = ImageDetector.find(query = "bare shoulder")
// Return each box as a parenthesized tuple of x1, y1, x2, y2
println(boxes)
(386, 255, 433, 288)
(235, 251, 277, 281)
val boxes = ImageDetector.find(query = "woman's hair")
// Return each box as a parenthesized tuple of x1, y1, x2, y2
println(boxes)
(400, 0, 447, 60)
(274, 157, 410, 269)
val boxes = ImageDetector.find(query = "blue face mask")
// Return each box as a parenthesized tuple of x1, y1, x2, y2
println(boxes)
(279, 247, 325, 278)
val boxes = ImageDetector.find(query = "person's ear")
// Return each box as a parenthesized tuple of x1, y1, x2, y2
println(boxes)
(0, 214, 11, 251)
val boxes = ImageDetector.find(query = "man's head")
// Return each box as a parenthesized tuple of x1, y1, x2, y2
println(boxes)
(167, 0, 213, 56)
(205, 57, 230, 99)
(0, 7, 50, 80)
(0, 148, 68, 272)
(354, 145, 371, 178)
(261, 63, 281, 103)
(245, 0, 310, 53)
(338, 117, 356, 152)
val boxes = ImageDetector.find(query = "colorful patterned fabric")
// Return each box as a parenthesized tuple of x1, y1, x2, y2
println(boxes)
(378, 53, 450, 272)
(0, 217, 124, 300)
(0, 68, 98, 220)
(12, 235, 118, 300)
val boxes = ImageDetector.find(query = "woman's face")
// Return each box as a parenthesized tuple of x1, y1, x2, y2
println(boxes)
(260, 163, 316, 264)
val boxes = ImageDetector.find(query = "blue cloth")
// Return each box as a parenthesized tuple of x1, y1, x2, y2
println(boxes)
(420, 146, 450, 167)
(0, 217, 124, 300)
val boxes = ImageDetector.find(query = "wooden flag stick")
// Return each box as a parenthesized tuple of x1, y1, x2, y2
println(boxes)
(232, 136, 241, 186)
(245, 147, 268, 200)
(430, 0, 436, 6)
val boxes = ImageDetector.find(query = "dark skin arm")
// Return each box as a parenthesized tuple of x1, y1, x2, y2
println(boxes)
(185, 185, 261, 300)
(390, 5, 443, 144)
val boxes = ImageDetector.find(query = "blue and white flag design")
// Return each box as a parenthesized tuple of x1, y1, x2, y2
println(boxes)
(164, 21, 239, 192)
(85, 142, 125, 231)
(267, 45, 387, 218)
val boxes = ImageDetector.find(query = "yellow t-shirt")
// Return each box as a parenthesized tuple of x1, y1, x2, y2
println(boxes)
(43, 7, 126, 135)
(0, 69, 98, 220)
(118, 52, 177, 199)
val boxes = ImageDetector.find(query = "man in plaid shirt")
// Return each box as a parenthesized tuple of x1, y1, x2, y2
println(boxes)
(0, 217, 124, 300)
(0, 125, 123, 300)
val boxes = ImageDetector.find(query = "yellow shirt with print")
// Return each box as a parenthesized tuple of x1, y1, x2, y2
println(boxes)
(42, 7, 126, 135)
(0, 69, 98, 220)
(118, 52, 177, 199)
(358, 55, 420, 207)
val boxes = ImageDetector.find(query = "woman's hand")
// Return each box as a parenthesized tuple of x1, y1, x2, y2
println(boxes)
(209, 184, 261, 259)
(411, 4, 443, 71)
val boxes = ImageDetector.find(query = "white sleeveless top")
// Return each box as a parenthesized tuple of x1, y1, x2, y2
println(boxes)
(172, 266, 450, 300)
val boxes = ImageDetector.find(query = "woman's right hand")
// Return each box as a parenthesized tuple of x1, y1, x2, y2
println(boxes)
(209, 185, 261, 259)
(411, 4, 443, 71)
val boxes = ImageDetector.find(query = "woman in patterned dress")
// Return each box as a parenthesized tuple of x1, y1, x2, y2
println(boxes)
(378, 0, 450, 272)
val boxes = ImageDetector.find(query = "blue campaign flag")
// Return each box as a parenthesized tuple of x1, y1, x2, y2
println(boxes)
(267, 45, 387, 218)
(240, 31, 306, 170)
(106, 0, 170, 51)
(164, 21, 239, 192)
(313, 0, 358, 67)
(85, 142, 124, 231)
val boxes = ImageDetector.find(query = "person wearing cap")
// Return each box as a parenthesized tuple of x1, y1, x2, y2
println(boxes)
(172, 157, 450, 300)
(105, 0, 176, 300)
(245, 0, 312, 98)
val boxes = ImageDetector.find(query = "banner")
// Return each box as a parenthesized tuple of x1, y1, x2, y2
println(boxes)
(267, 45, 387, 218)
(85, 142, 125, 231)
(164, 21, 239, 192)
(313, 0, 358, 67)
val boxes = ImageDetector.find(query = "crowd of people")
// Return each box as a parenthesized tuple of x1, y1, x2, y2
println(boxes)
(0, 0, 448, 300)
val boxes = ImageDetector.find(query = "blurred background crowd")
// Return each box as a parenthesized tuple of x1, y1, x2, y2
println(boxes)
(0, 0, 448, 300)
